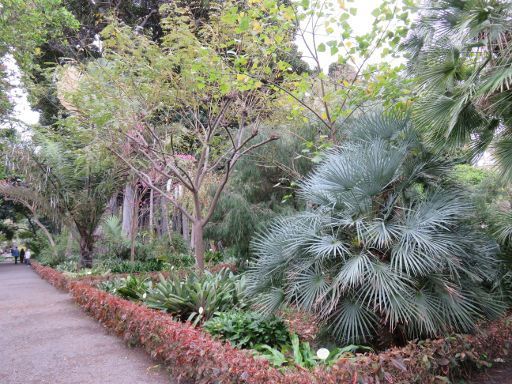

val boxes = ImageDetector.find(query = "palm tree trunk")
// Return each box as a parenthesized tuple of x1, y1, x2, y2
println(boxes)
(79, 235, 94, 268)
(64, 231, 74, 258)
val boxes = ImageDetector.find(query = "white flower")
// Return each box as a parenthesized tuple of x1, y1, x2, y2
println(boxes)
(317, 348, 330, 360)
(198, 306, 204, 315)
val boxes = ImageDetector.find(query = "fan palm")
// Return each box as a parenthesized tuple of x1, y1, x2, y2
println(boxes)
(403, 0, 512, 181)
(247, 113, 503, 346)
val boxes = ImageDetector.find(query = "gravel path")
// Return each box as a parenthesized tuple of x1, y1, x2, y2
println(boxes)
(0, 263, 172, 384)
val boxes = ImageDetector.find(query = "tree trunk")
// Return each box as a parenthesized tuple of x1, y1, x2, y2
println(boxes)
(149, 188, 154, 238)
(64, 231, 74, 258)
(122, 183, 135, 237)
(193, 221, 205, 272)
(160, 195, 172, 241)
(79, 235, 94, 268)
(130, 188, 139, 263)
(107, 195, 118, 216)
(182, 212, 190, 243)
(32, 216, 58, 258)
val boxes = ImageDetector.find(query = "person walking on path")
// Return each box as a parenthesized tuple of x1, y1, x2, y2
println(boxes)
(20, 248, 25, 264)
(24, 249, 31, 265)
(11, 246, 19, 264)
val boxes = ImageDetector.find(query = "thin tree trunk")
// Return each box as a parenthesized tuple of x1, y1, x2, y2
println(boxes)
(130, 188, 139, 263)
(192, 193, 205, 272)
(182, 212, 190, 243)
(160, 194, 172, 240)
(32, 216, 58, 258)
(122, 183, 135, 237)
(149, 188, 154, 238)
(193, 221, 205, 272)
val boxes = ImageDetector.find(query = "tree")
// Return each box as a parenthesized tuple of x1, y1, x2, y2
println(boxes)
(3, 128, 122, 267)
(404, 0, 512, 181)
(247, 113, 503, 346)
(64, 1, 302, 271)
(0, 0, 78, 123)
(0, 181, 58, 256)
(262, 0, 414, 142)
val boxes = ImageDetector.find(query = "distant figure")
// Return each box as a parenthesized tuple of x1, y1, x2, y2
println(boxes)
(24, 249, 31, 265)
(19, 248, 25, 264)
(11, 246, 19, 264)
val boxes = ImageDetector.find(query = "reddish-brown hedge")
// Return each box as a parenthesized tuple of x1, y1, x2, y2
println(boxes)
(32, 262, 512, 383)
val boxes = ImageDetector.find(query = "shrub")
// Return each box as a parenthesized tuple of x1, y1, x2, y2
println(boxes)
(135, 234, 190, 262)
(205, 250, 224, 264)
(96, 215, 131, 259)
(256, 334, 372, 369)
(248, 113, 504, 346)
(32, 262, 512, 383)
(204, 311, 291, 349)
(114, 275, 152, 301)
(145, 268, 246, 323)
(108, 259, 165, 273)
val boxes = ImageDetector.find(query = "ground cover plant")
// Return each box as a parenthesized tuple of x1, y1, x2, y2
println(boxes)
(203, 311, 291, 349)
(247, 113, 505, 347)
(32, 262, 512, 383)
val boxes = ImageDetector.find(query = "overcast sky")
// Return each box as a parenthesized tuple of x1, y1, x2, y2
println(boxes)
(295, 0, 384, 69)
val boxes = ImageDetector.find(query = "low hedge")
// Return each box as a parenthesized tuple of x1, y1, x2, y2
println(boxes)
(32, 262, 512, 383)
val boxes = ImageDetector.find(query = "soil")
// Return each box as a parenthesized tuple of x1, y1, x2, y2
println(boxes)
(0, 262, 173, 384)
(467, 363, 512, 384)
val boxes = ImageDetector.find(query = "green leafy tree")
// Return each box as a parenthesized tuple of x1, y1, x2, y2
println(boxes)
(247, 113, 503, 346)
(404, 0, 512, 180)
(0, 0, 78, 122)
(266, 0, 414, 142)
(63, 1, 303, 271)
(2, 127, 122, 267)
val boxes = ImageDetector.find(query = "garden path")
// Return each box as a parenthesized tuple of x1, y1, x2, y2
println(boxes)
(0, 263, 172, 384)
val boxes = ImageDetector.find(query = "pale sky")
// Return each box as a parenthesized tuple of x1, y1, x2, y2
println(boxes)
(3, 54, 39, 130)
(295, 0, 399, 70)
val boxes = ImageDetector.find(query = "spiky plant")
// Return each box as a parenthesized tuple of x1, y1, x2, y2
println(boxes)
(403, 0, 512, 181)
(247, 113, 503, 346)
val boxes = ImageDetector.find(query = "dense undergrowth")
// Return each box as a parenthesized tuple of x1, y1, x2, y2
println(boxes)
(32, 262, 512, 383)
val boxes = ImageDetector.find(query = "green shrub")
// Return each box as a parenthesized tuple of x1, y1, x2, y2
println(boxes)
(205, 250, 223, 264)
(96, 216, 131, 259)
(55, 259, 79, 272)
(38, 249, 66, 267)
(115, 275, 152, 301)
(248, 113, 504, 346)
(97, 279, 125, 294)
(256, 334, 373, 369)
(97, 275, 152, 301)
(145, 268, 246, 324)
(108, 259, 165, 273)
(135, 234, 190, 262)
(203, 311, 290, 349)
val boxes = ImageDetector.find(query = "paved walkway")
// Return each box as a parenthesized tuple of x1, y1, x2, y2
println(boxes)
(0, 263, 172, 384)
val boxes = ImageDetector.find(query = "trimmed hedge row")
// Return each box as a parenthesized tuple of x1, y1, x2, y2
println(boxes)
(32, 262, 512, 383)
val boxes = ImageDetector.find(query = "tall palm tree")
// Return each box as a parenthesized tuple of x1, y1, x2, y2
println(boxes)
(4, 133, 122, 268)
(247, 113, 503, 346)
(404, 0, 512, 180)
